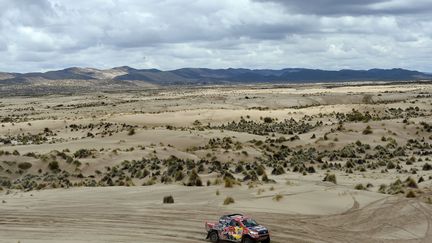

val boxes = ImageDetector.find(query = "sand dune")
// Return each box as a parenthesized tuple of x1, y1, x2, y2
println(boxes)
(1, 83, 431, 242)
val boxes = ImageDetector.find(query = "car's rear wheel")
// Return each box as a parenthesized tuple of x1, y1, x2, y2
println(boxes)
(209, 231, 219, 243)
(261, 237, 270, 243)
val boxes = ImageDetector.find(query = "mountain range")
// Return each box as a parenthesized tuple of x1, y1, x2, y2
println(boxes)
(1, 67, 431, 91)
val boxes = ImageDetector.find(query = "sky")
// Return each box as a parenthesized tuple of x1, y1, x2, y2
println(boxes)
(0, 0, 431, 73)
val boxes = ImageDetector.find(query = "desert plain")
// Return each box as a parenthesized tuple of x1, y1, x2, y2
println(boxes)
(0, 82, 432, 242)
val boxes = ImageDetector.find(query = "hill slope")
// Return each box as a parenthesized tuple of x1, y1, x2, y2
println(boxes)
(0, 67, 430, 95)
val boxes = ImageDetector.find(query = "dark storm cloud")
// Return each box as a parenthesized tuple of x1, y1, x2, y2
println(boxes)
(0, 0, 430, 72)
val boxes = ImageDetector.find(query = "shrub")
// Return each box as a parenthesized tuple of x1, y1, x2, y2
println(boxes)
(378, 184, 388, 193)
(423, 163, 432, 171)
(74, 149, 92, 158)
(354, 184, 366, 190)
(142, 178, 156, 186)
(163, 195, 174, 204)
(18, 162, 32, 170)
(406, 190, 416, 198)
(418, 176, 424, 183)
(256, 165, 265, 176)
(48, 161, 59, 171)
(387, 179, 405, 194)
(128, 128, 135, 136)
(273, 194, 283, 202)
(307, 166, 316, 173)
(212, 178, 223, 185)
(235, 164, 244, 173)
(224, 178, 238, 188)
(405, 177, 418, 188)
(263, 117, 273, 123)
(323, 174, 337, 184)
(387, 161, 396, 169)
(174, 171, 184, 181)
(362, 126, 373, 135)
(223, 196, 235, 205)
(24, 152, 37, 158)
(73, 160, 82, 167)
(257, 188, 265, 195)
(193, 120, 202, 126)
(271, 166, 285, 175)
(187, 169, 203, 186)
(261, 174, 270, 183)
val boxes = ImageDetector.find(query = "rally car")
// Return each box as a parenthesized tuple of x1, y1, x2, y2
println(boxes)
(205, 214, 270, 243)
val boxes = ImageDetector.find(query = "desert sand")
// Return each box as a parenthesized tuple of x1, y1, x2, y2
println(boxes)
(1, 83, 431, 242)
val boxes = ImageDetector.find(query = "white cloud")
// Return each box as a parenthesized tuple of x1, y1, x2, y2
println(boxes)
(0, 0, 430, 72)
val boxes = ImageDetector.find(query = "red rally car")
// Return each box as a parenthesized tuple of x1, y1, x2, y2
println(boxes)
(205, 214, 270, 243)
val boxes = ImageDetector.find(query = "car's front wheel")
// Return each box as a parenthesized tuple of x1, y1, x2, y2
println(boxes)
(242, 237, 255, 243)
(209, 231, 219, 243)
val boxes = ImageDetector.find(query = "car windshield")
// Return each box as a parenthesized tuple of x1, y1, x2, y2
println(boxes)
(242, 218, 259, 227)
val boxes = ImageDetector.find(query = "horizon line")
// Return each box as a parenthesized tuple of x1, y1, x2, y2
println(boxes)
(2, 66, 430, 74)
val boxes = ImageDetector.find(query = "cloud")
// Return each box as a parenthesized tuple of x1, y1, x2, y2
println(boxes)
(0, 0, 430, 72)
(255, 0, 432, 15)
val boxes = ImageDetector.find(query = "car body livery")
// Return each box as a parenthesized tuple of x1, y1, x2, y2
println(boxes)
(205, 214, 270, 243)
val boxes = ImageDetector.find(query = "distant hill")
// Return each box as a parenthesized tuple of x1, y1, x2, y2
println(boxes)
(110, 67, 431, 84)
(0, 67, 431, 89)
